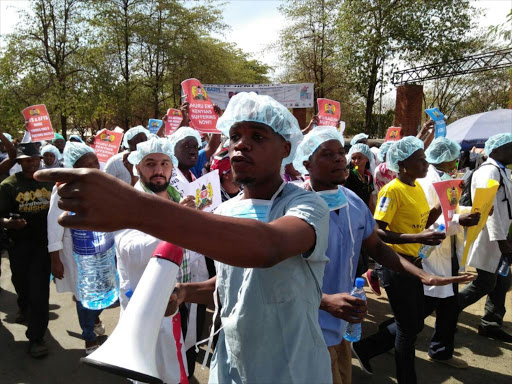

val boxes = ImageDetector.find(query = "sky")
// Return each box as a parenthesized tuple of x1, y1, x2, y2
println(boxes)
(1, 0, 510, 72)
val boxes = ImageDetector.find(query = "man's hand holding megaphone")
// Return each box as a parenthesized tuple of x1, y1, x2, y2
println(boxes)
(165, 284, 186, 317)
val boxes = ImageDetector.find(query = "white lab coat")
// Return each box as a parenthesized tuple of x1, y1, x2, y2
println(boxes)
(47, 186, 78, 298)
(115, 228, 188, 384)
(418, 165, 464, 298)
(466, 158, 512, 273)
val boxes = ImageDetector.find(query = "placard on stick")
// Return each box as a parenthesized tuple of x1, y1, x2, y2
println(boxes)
(432, 179, 462, 230)
(92, 129, 124, 163)
(22, 104, 55, 141)
(165, 108, 183, 135)
(317, 98, 340, 128)
(181, 78, 219, 134)
(425, 107, 446, 138)
(148, 119, 163, 135)
(385, 127, 402, 141)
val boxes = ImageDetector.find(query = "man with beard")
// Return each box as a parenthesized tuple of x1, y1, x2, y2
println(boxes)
(114, 138, 191, 384)
(0, 143, 54, 357)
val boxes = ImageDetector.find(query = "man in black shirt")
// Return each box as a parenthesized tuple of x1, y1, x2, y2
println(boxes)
(0, 143, 54, 357)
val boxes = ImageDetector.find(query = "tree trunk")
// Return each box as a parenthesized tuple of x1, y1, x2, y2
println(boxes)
(60, 113, 68, 140)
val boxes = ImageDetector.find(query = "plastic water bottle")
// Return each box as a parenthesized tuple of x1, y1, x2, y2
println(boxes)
(344, 277, 366, 342)
(418, 224, 446, 259)
(71, 229, 119, 310)
(498, 258, 510, 277)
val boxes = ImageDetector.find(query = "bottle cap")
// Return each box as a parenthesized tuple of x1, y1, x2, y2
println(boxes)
(355, 277, 365, 288)
(438, 224, 446, 231)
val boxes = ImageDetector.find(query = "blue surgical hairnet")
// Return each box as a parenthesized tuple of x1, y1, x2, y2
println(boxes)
(168, 127, 202, 151)
(41, 144, 60, 159)
(484, 133, 512, 156)
(377, 142, 394, 162)
(123, 125, 150, 148)
(63, 142, 95, 168)
(425, 137, 461, 164)
(69, 134, 84, 143)
(348, 143, 372, 163)
(386, 136, 424, 173)
(216, 92, 303, 165)
(350, 133, 369, 146)
(128, 137, 178, 167)
(292, 126, 344, 174)
(3, 133, 13, 142)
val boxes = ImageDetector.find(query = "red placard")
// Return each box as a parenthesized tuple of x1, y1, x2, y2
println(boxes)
(165, 108, 183, 135)
(181, 78, 219, 133)
(21, 104, 55, 141)
(385, 127, 402, 141)
(432, 179, 462, 229)
(317, 98, 340, 128)
(91, 129, 124, 163)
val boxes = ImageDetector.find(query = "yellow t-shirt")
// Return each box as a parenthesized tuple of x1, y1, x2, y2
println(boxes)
(374, 178, 430, 257)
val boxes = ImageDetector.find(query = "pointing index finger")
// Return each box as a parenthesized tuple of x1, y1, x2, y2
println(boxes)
(34, 168, 80, 184)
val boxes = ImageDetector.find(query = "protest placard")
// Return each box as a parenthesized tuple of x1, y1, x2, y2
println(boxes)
(432, 179, 462, 229)
(317, 98, 340, 128)
(425, 107, 446, 138)
(181, 78, 219, 134)
(385, 127, 402, 141)
(21, 104, 55, 141)
(92, 129, 124, 163)
(148, 119, 163, 135)
(183, 170, 221, 213)
(461, 179, 499, 265)
(165, 108, 183, 135)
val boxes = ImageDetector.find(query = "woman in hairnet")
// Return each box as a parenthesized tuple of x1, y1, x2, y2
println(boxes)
(374, 141, 397, 193)
(47, 142, 106, 355)
(344, 143, 376, 212)
(41, 145, 63, 169)
(352, 136, 458, 384)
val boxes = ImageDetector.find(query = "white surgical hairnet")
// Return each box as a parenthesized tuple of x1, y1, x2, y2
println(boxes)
(425, 137, 461, 164)
(69, 134, 84, 143)
(377, 141, 394, 163)
(350, 133, 369, 146)
(293, 126, 344, 174)
(216, 92, 303, 165)
(123, 125, 150, 148)
(63, 142, 95, 168)
(168, 127, 201, 150)
(128, 137, 178, 167)
(386, 136, 424, 173)
(484, 133, 512, 156)
(348, 143, 372, 162)
(41, 144, 60, 159)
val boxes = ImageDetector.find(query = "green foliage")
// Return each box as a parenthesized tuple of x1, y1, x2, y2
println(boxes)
(0, 0, 270, 139)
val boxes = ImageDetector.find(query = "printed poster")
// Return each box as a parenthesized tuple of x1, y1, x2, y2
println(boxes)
(461, 179, 500, 265)
(432, 179, 462, 229)
(425, 107, 446, 138)
(203, 83, 314, 109)
(317, 98, 340, 128)
(183, 170, 221, 213)
(165, 108, 183, 135)
(181, 78, 219, 134)
(92, 129, 124, 163)
(148, 119, 163, 135)
(385, 127, 402, 141)
(21, 104, 55, 141)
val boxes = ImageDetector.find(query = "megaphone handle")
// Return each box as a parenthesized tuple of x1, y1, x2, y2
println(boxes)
(172, 314, 189, 384)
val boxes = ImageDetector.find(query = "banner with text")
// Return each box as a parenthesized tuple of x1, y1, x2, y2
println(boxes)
(165, 108, 183, 135)
(22, 104, 55, 141)
(203, 83, 314, 110)
(432, 179, 462, 230)
(181, 78, 219, 134)
(317, 98, 340, 128)
(92, 129, 124, 163)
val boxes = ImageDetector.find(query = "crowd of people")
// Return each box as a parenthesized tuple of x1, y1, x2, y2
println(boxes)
(0, 91, 511, 384)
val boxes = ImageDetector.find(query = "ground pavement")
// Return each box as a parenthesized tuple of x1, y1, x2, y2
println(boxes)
(1, 252, 511, 384)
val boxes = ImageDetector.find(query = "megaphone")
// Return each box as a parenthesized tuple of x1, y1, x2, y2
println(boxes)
(81, 242, 184, 384)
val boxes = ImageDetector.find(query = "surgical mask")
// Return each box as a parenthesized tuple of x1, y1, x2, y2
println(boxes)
(314, 186, 348, 211)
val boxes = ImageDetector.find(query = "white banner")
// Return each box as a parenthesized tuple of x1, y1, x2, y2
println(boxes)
(203, 83, 314, 109)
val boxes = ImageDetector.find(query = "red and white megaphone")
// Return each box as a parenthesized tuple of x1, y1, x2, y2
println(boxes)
(81, 242, 183, 384)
